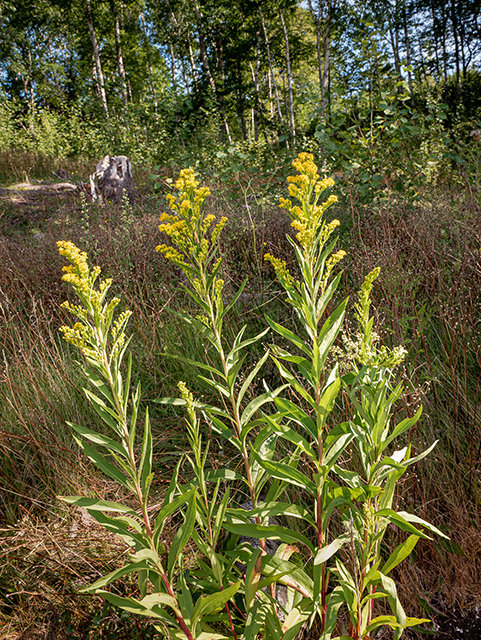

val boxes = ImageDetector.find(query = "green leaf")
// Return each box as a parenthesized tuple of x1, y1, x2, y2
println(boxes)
(314, 534, 349, 565)
(80, 560, 150, 593)
(155, 354, 223, 379)
(274, 398, 317, 439)
(74, 439, 135, 492)
(261, 554, 314, 597)
(58, 496, 137, 515)
(95, 590, 179, 621)
(154, 487, 196, 548)
(253, 456, 316, 496)
(227, 326, 270, 358)
(270, 357, 316, 408)
(241, 387, 285, 427)
(67, 423, 127, 457)
(365, 615, 402, 633)
(395, 511, 449, 539)
(381, 535, 419, 575)
(198, 375, 230, 398)
(191, 581, 241, 627)
(265, 316, 311, 356)
(84, 509, 145, 546)
(83, 388, 122, 426)
(263, 414, 316, 460)
(317, 377, 341, 434)
(244, 600, 268, 640)
(245, 548, 263, 610)
(222, 278, 248, 317)
(317, 298, 348, 368)
(238, 351, 270, 406)
(140, 407, 153, 496)
(168, 492, 197, 575)
(324, 432, 354, 470)
(223, 522, 314, 553)
(378, 572, 406, 638)
(382, 407, 422, 450)
(141, 592, 182, 617)
(83, 368, 115, 405)
(235, 501, 315, 527)
(375, 509, 431, 539)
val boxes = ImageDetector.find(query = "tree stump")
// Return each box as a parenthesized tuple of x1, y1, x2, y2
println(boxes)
(91, 155, 135, 203)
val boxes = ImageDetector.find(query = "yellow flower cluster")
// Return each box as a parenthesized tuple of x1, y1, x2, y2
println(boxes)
(264, 253, 294, 287)
(156, 168, 227, 294)
(57, 241, 132, 365)
(279, 153, 338, 251)
(320, 250, 347, 293)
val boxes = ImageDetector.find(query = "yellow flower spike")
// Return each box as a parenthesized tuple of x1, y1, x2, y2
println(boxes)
(264, 253, 294, 287)
(211, 217, 227, 244)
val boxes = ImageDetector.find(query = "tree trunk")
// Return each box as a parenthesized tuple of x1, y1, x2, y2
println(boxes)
(307, 0, 323, 94)
(237, 61, 249, 141)
(192, 0, 231, 142)
(402, 2, 413, 96)
(321, 17, 331, 118)
(214, 34, 232, 143)
(307, 0, 333, 121)
(140, 12, 158, 110)
(111, 1, 128, 107)
(187, 33, 198, 84)
(259, 8, 283, 125)
(192, 0, 216, 93)
(279, 10, 295, 142)
(451, 0, 461, 94)
(249, 33, 261, 142)
(430, 0, 441, 79)
(86, 0, 109, 118)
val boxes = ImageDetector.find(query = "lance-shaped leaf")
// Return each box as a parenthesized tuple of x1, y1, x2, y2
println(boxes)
(381, 406, 423, 451)
(72, 438, 135, 492)
(265, 316, 312, 357)
(140, 407, 152, 496)
(263, 413, 316, 460)
(253, 455, 316, 497)
(244, 600, 269, 640)
(245, 548, 263, 611)
(274, 398, 317, 439)
(317, 298, 348, 368)
(59, 496, 137, 515)
(381, 534, 420, 576)
(314, 534, 350, 566)
(395, 511, 449, 539)
(223, 521, 314, 553)
(80, 559, 151, 593)
(95, 590, 179, 622)
(191, 581, 241, 629)
(240, 386, 285, 428)
(238, 351, 270, 406)
(68, 423, 128, 457)
(153, 487, 196, 547)
(168, 492, 197, 575)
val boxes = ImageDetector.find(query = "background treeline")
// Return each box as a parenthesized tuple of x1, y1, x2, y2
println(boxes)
(0, 0, 480, 172)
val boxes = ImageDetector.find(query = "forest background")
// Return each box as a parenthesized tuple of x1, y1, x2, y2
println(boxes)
(1, 0, 481, 638)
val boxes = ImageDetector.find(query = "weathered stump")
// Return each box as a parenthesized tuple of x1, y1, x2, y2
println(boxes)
(91, 155, 135, 203)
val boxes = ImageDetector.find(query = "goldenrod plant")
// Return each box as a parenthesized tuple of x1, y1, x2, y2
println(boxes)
(57, 154, 446, 640)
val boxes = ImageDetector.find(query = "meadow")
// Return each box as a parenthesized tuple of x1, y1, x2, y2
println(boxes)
(0, 142, 480, 639)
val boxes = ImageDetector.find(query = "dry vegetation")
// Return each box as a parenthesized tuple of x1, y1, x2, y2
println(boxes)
(1, 152, 481, 638)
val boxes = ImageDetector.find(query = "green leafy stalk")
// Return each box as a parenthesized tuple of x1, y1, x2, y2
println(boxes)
(57, 241, 197, 640)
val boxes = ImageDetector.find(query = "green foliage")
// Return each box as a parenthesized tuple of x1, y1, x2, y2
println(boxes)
(56, 153, 444, 640)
